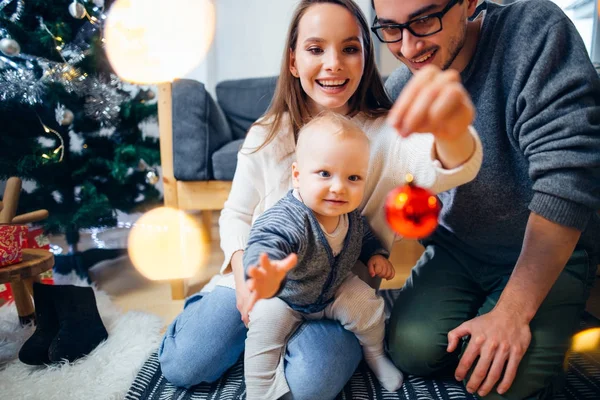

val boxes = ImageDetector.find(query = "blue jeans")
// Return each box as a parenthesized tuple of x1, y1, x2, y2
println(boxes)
(159, 286, 362, 399)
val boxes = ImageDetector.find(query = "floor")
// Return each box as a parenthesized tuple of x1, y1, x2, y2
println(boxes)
(57, 211, 600, 327)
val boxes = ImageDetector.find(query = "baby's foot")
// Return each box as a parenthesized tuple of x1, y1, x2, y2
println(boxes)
(364, 353, 404, 392)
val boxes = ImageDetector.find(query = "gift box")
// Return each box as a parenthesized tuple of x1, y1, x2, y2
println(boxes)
(26, 227, 53, 283)
(0, 224, 28, 267)
(0, 283, 13, 307)
(39, 269, 54, 285)
(24, 226, 50, 250)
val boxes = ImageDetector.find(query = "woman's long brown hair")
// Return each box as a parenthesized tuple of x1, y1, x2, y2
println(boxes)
(252, 0, 392, 152)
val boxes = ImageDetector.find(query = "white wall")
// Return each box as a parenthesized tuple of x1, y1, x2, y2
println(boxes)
(185, 0, 374, 96)
(186, 1, 545, 92)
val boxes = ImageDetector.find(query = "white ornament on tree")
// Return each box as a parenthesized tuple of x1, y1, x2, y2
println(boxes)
(69, 131, 85, 154)
(55, 104, 75, 126)
(0, 37, 20, 56)
(51, 190, 63, 204)
(61, 109, 74, 125)
(68, 1, 87, 19)
(138, 159, 159, 185)
(37, 137, 56, 148)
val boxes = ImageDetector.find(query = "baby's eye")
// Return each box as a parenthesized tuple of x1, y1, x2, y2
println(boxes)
(348, 175, 362, 182)
(318, 171, 330, 178)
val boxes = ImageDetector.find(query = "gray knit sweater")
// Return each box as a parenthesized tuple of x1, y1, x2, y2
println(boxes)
(243, 191, 389, 313)
(386, 0, 600, 263)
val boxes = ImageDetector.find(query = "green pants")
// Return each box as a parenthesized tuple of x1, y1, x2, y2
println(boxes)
(387, 238, 597, 400)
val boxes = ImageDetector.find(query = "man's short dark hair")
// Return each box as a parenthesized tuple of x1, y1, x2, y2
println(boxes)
(370, 0, 466, 13)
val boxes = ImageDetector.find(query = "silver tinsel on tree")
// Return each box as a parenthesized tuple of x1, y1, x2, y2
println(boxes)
(0, 68, 45, 104)
(0, 0, 24, 23)
(0, 0, 161, 255)
(84, 76, 127, 126)
(0, 2, 123, 121)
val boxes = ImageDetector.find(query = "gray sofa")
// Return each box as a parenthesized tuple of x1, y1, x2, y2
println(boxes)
(172, 77, 278, 182)
(163, 76, 281, 299)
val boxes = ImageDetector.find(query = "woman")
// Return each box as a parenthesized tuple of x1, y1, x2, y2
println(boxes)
(159, 1, 482, 398)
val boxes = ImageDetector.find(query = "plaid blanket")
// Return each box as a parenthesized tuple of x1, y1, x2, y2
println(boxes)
(125, 289, 600, 400)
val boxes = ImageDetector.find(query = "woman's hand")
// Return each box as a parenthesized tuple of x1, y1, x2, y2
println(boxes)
(231, 250, 251, 327)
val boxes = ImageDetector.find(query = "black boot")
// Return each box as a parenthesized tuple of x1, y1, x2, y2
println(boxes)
(48, 285, 108, 363)
(18, 283, 59, 365)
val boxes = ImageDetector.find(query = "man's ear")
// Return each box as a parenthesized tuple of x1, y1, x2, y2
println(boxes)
(467, 0, 479, 17)
(292, 162, 300, 188)
(289, 48, 299, 78)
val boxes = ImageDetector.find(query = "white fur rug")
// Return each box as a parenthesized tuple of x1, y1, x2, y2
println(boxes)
(0, 278, 163, 400)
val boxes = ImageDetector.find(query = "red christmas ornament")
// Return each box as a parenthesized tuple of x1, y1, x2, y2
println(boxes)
(384, 174, 440, 239)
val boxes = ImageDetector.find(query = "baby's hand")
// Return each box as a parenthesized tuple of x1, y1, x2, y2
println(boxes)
(368, 255, 395, 280)
(245, 253, 297, 315)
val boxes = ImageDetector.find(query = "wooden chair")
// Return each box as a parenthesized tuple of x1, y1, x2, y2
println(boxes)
(157, 83, 231, 300)
(157, 76, 280, 300)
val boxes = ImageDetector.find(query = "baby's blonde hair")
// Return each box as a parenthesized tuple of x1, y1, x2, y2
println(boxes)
(295, 111, 369, 158)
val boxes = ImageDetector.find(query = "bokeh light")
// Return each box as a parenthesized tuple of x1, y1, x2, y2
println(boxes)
(104, 0, 216, 83)
(571, 328, 600, 353)
(128, 207, 208, 280)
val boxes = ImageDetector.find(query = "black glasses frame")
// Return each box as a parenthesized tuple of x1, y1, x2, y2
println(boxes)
(371, 0, 461, 43)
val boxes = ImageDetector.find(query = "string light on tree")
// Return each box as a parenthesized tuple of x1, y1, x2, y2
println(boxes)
(54, 36, 64, 52)
(103, 0, 216, 84)
(37, 116, 65, 162)
(384, 174, 440, 239)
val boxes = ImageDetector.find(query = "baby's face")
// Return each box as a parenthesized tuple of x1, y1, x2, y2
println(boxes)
(293, 126, 369, 219)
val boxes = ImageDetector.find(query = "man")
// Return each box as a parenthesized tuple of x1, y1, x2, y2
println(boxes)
(371, 0, 600, 398)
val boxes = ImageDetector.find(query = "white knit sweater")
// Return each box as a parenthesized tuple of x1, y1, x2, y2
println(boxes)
(208, 113, 482, 291)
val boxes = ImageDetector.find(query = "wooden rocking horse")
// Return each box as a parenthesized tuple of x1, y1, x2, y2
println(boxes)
(0, 177, 54, 324)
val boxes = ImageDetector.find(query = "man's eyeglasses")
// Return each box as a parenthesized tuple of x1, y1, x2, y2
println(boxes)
(371, 0, 460, 43)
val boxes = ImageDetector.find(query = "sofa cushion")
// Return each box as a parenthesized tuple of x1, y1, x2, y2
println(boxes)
(212, 139, 245, 180)
(216, 77, 278, 141)
(172, 79, 233, 181)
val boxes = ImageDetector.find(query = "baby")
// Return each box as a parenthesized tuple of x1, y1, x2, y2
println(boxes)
(243, 112, 403, 400)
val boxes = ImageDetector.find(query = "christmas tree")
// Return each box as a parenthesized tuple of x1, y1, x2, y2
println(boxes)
(0, 0, 161, 254)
